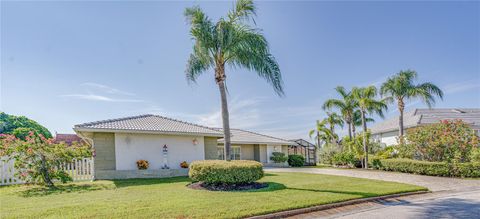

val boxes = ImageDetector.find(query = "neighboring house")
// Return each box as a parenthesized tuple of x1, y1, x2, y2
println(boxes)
(371, 108, 480, 146)
(216, 129, 293, 167)
(54, 133, 84, 145)
(74, 114, 295, 179)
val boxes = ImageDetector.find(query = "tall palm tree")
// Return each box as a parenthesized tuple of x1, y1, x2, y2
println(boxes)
(380, 70, 443, 139)
(324, 112, 344, 143)
(323, 86, 357, 139)
(351, 86, 388, 168)
(184, 0, 283, 160)
(352, 109, 374, 137)
(309, 119, 336, 149)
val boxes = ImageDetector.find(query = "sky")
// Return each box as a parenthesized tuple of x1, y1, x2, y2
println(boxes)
(1, 0, 479, 140)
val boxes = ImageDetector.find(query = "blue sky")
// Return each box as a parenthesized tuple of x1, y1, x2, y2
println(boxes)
(1, 0, 479, 140)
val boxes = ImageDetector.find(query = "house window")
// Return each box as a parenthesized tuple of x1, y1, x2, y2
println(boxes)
(217, 146, 241, 160)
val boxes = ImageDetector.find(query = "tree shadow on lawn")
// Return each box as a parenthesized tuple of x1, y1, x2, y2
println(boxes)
(19, 183, 111, 197)
(113, 176, 191, 188)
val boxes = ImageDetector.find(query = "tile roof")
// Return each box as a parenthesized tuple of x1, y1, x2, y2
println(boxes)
(74, 114, 223, 137)
(54, 134, 84, 145)
(370, 108, 480, 134)
(217, 128, 294, 145)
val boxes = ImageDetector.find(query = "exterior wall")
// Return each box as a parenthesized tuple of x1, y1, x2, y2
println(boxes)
(373, 131, 399, 146)
(115, 133, 205, 170)
(259, 144, 267, 163)
(204, 137, 219, 160)
(95, 169, 188, 180)
(239, 144, 254, 160)
(93, 133, 116, 178)
(266, 144, 283, 163)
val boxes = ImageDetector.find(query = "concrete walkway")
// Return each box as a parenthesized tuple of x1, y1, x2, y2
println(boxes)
(265, 167, 480, 218)
(266, 167, 480, 192)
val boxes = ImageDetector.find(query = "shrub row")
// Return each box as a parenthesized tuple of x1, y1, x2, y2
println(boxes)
(189, 160, 264, 185)
(372, 158, 480, 178)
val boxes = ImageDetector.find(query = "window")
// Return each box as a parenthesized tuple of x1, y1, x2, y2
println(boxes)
(217, 146, 241, 160)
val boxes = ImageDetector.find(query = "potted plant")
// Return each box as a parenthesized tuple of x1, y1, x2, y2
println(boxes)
(136, 160, 149, 170)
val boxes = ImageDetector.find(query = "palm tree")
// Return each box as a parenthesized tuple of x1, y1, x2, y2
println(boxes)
(380, 70, 443, 139)
(351, 86, 388, 168)
(323, 86, 357, 139)
(184, 0, 283, 160)
(309, 119, 336, 149)
(352, 109, 374, 137)
(324, 112, 344, 143)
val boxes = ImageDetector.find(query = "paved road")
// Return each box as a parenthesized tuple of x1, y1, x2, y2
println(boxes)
(266, 167, 480, 218)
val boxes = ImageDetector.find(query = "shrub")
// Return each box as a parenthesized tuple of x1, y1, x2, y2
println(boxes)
(180, 161, 189, 168)
(332, 151, 357, 167)
(288, 155, 305, 167)
(318, 144, 340, 165)
(136, 160, 149, 170)
(270, 152, 288, 163)
(189, 160, 263, 185)
(372, 158, 480, 178)
(0, 133, 92, 187)
(375, 146, 397, 159)
(405, 120, 479, 162)
(470, 147, 480, 163)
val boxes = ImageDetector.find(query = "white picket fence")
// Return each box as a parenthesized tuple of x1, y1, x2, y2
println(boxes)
(0, 157, 94, 186)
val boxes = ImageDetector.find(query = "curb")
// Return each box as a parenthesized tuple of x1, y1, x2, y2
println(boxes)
(247, 190, 429, 219)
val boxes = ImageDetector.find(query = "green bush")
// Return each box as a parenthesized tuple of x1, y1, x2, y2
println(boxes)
(470, 147, 480, 163)
(372, 158, 480, 178)
(189, 160, 264, 185)
(332, 151, 357, 167)
(270, 152, 288, 163)
(288, 155, 305, 167)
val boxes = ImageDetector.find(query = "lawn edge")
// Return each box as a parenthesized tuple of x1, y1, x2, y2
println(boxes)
(246, 190, 429, 219)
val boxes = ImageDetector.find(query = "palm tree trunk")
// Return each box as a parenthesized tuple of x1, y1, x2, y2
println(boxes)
(216, 64, 231, 161)
(398, 98, 405, 144)
(361, 110, 368, 169)
(347, 122, 352, 140)
(352, 124, 356, 138)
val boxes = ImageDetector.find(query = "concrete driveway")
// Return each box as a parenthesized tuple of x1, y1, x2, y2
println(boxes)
(266, 167, 480, 218)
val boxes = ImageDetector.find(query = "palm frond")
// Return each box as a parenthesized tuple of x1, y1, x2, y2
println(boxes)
(228, 0, 256, 22)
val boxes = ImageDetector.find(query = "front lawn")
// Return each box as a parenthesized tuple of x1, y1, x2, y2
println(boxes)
(0, 172, 425, 218)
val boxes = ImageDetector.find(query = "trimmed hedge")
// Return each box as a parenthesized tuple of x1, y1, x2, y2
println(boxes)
(288, 155, 305, 167)
(189, 160, 264, 185)
(372, 158, 480, 178)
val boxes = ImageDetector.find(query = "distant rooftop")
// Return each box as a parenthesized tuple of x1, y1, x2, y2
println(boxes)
(217, 128, 293, 145)
(74, 114, 223, 137)
(54, 133, 83, 145)
(370, 108, 480, 134)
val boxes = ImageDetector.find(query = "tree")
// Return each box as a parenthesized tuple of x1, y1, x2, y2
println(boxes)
(351, 86, 388, 168)
(352, 109, 374, 137)
(184, 0, 283, 160)
(0, 112, 52, 139)
(323, 86, 357, 139)
(324, 112, 344, 144)
(309, 119, 337, 149)
(380, 70, 443, 139)
(0, 132, 92, 187)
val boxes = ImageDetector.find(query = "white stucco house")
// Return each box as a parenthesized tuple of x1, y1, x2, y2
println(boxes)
(74, 114, 294, 179)
(371, 108, 480, 146)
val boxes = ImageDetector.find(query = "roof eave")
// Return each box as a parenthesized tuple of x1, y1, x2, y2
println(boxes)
(73, 127, 223, 137)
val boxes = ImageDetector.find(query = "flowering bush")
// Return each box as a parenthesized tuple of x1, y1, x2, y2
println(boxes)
(402, 120, 479, 163)
(0, 132, 92, 187)
(180, 161, 189, 168)
(136, 160, 149, 170)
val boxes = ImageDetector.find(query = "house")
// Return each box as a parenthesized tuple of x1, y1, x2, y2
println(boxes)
(288, 139, 317, 165)
(370, 108, 480, 146)
(74, 114, 295, 179)
(216, 128, 293, 167)
(54, 133, 84, 145)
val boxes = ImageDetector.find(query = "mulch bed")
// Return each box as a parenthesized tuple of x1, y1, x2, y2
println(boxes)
(187, 182, 268, 191)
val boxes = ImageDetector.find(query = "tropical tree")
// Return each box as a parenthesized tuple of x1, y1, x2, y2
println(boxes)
(309, 119, 336, 149)
(351, 86, 388, 168)
(184, 0, 283, 160)
(324, 112, 344, 143)
(352, 109, 374, 137)
(323, 86, 357, 139)
(380, 70, 443, 139)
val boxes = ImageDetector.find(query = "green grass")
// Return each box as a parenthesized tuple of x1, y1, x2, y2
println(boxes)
(0, 172, 426, 218)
